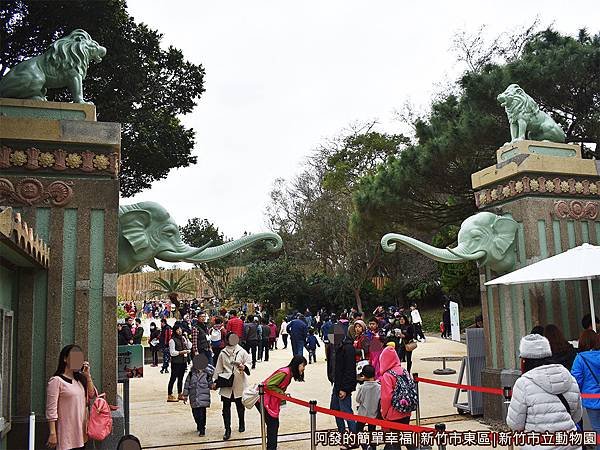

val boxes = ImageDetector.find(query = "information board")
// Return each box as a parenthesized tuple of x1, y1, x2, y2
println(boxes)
(118, 344, 144, 382)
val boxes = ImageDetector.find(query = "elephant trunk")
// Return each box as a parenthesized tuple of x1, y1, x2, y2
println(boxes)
(158, 232, 283, 264)
(380, 233, 486, 263)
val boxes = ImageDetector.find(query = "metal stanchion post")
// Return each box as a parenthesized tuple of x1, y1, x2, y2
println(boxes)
(28, 412, 35, 450)
(435, 423, 446, 450)
(309, 400, 317, 450)
(124, 379, 130, 435)
(503, 386, 514, 450)
(258, 383, 267, 450)
(413, 373, 421, 427)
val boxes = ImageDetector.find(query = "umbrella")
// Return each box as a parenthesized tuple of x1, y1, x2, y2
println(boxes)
(485, 243, 600, 332)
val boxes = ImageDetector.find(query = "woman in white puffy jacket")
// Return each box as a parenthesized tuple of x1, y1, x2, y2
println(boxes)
(507, 334, 583, 450)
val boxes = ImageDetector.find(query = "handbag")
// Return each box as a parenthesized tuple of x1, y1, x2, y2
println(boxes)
(87, 388, 117, 441)
(215, 348, 241, 388)
(242, 384, 260, 409)
(405, 340, 418, 352)
(215, 372, 234, 388)
(356, 349, 369, 378)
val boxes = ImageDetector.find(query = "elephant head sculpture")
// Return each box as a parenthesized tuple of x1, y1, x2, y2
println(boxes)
(381, 212, 518, 274)
(118, 201, 283, 274)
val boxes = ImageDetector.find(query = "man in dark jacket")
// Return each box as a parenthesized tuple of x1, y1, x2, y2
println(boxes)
(258, 317, 271, 362)
(327, 324, 357, 435)
(287, 314, 308, 357)
(243, 315, 259, 369)
(121, 317, 134, 344)
(192, 311, 212, 363)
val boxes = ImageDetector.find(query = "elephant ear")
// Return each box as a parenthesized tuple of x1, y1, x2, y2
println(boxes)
(120, 209, 152, 254)
(491, 216, 518, 260)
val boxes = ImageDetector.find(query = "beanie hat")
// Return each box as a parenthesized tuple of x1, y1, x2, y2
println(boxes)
(519, 334, 552, 359)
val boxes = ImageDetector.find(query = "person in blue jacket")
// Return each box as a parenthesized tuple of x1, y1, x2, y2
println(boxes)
(571, 329, 600, 449)
(286, 314, 308, 357)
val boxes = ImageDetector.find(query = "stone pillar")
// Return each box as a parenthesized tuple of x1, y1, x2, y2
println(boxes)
(0, 98, 120, 412)
(471, 140, 600, 419)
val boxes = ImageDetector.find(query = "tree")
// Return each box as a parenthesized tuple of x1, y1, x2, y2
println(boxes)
(266, 125, 419, 314)
(146, 272, 196, 307)
(431, 226, 479, 306)
(0, 0, 205, 196)
(353, 28, 600, 234)
(180, 218, 232, 302)
(225, 259, 307, 314)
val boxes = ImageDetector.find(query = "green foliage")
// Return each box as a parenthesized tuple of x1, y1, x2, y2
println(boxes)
(146, 272, 196, 300)
(353, 28, 600, 234)
(180, 218, 230, 300)
(225, 259, 307, 315)
(0, 0, 205, 196)
(116, 304, 129, 320)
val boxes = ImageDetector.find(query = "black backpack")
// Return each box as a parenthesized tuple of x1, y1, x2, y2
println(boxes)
(388, 369, 418, 413)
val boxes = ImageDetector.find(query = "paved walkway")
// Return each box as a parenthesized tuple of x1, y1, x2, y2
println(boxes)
(129, 332, 510, 449)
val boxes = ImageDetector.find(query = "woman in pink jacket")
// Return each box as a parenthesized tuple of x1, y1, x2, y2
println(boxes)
(258, 355, 307, 450)
(379, 345, 416, 450)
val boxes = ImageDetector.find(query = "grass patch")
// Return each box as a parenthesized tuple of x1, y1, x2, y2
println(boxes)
(420, 305, 482, 334)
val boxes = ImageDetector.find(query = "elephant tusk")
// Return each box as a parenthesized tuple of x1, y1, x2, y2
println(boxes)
(381, 233, 486, 264)
(446, 246, 486, 261)
(156, 239, 214, 262)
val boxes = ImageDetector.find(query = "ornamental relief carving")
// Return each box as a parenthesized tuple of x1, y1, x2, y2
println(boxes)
(0, 146, 118, 175)
(553, 200, 599, 220)
(476, 175, 600, 208)
(0, 177, 74, 207)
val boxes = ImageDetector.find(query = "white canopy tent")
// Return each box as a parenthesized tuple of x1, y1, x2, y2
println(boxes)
(485, 243, 600, 332)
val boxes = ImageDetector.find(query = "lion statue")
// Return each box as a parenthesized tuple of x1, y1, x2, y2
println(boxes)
(497, 84, 565, 144)
(0, 29, 106, 104)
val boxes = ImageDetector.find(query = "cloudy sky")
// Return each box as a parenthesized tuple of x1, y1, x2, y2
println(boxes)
(125, 0, 595, 240)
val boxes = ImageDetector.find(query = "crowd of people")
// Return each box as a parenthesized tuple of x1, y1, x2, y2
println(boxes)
(107, 300, 600, 450)
(114, 302, 429, 450)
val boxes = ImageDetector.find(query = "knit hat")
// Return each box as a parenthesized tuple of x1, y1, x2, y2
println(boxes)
(386, 341, 396, 348)
(519, 334, 552, 359)
(353, 319, 367, 331)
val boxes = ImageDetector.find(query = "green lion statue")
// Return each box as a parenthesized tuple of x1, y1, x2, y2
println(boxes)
(497, 84, 565, 144)
(0, 29, 106, 104)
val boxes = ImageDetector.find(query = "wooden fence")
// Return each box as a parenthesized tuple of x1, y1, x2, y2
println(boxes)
(117, 266, 247, 301)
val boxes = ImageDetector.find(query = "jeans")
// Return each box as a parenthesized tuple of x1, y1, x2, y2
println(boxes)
(330, 390, 356, 433)
(255, 402, 279, 450)
(246, 340, 258, 368)
(282, 334, 288, 348)
(396, 346, 413, 373)
(291, 338, 305, 357)
(259, 339, 269, 361)
(308, 349, 316, 363)
(586, 408, 600, 450)
(212, 345, 223, 365)
(167, 362, 186, 395)
(221, 394, 245, 431)
(192, 406, 207, 432)
(151, 346, 159, 365)
(414, 323, 425, 340)
(161, 346, 170, 370)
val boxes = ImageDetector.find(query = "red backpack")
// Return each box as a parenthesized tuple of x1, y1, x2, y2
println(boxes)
(87, 390, 118, 441)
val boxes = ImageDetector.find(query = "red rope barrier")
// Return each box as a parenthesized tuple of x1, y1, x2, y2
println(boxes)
(581, 393, 600, 399)
(264, 388, 435, 433)
(414, 376, 506, 395)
